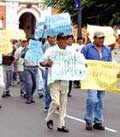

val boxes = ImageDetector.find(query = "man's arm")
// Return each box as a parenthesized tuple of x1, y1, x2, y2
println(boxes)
(40, 59, 53, 67)
(40, 48, 53, 67)
(81, 46, 88, 59)
(108, 50, 112, 62)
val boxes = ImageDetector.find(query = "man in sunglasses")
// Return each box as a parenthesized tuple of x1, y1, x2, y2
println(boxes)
(81, 31, 112, 131)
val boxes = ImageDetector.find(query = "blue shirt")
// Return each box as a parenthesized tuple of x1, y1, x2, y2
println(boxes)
(81, 43, 112, 62)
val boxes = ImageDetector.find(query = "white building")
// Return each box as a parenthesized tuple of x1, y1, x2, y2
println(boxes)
(0, 0, 52, 38)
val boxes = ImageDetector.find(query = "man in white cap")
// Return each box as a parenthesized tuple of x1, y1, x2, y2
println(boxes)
(81, 31, 112, 131)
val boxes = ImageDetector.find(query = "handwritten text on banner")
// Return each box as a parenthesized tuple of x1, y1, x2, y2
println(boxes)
(50, 50, 87, 81)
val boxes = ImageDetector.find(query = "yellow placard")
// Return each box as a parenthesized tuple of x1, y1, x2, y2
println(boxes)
(0, 30, 12, 54)
(7, 29, 26, 40)
(81, 60, 120, 93)
(0, 29, 26, 54)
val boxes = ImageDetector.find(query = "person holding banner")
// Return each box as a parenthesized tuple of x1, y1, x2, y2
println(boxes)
(40, 33, 69, 133)
(81, 31, 112, 131)
(24, 38, 43, 104)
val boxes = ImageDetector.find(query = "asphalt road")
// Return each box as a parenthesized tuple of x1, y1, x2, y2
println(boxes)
(0, 84, 120, 137)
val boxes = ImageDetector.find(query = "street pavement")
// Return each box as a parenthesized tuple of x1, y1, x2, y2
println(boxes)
(0, 83, 120, 137)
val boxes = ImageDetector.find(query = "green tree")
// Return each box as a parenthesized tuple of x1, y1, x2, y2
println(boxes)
(42, 0, 120, 26)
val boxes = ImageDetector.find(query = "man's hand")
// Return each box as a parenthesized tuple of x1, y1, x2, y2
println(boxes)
(46, 60, 53, 67)
(40, 59, 53, 67)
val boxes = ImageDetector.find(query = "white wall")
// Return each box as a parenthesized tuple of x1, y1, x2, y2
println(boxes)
(6, 1, 18, 29)
(6, 1, 52, 30)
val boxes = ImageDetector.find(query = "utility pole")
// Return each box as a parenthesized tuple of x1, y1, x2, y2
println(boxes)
(74, 0, 82, 38)
(52, 0, 82, 38)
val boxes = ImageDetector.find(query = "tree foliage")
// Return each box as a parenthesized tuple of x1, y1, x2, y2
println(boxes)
(42, 0, 120, 26)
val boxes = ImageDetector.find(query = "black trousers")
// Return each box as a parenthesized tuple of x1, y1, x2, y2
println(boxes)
(68, 81, 72, 95)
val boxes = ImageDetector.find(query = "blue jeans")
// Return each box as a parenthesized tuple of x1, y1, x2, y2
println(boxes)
(19, 71, 26, 92)
(3, 65, 13, 93)
(84, 89, 105, 124)
(43, 68, 51, 108)
(24, 66, 38, 98)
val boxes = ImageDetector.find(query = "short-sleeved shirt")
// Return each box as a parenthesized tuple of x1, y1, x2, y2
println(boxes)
(81, 43, 112, 62)
(40, 45, 68, 85)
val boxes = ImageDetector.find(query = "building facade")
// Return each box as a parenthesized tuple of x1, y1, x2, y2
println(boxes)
(0, 0, 53, 38)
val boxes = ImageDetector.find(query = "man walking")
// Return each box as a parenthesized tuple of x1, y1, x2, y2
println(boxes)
(81, 31, 112, 131)
(40, 35, 56, 111)
(40, 33, 69, 133)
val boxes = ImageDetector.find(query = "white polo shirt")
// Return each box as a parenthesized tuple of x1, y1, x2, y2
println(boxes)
(40, 45, 69, 85)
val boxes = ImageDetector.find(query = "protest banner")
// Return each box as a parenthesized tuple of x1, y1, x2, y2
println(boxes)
(81, 60, 120, 93)
(25, 39, 43, 63)
(35, 22, 46, 39)
(8, 29, 26, 40)
(35, 13, 72, 38)
(0, 30, 12, 54)
(87, 24, 116, 45)
(49, 50, 87, 81)
(45, 13, 72, 36)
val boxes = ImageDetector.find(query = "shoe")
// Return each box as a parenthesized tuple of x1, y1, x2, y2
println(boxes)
(44, 107, 49, 112)
(85, 122, 93, 131)
(24, 94, 28, 99)
(6, 92, 11, 97)
(0, 105, 2, 109)
(46, 120, 53, 129)
(2, 92, 11, 98)
(57, 126, 69, 133)
(20, 90, 25, 96)
(2, 93, 7, 98)
(26, 98, 31, 104)
(31, 99, 35, 103)
(38, 92, 43, 99)
(26, 97, 35, 104)
(93, 123, 105, 130)
(68, 94, 72, 97)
